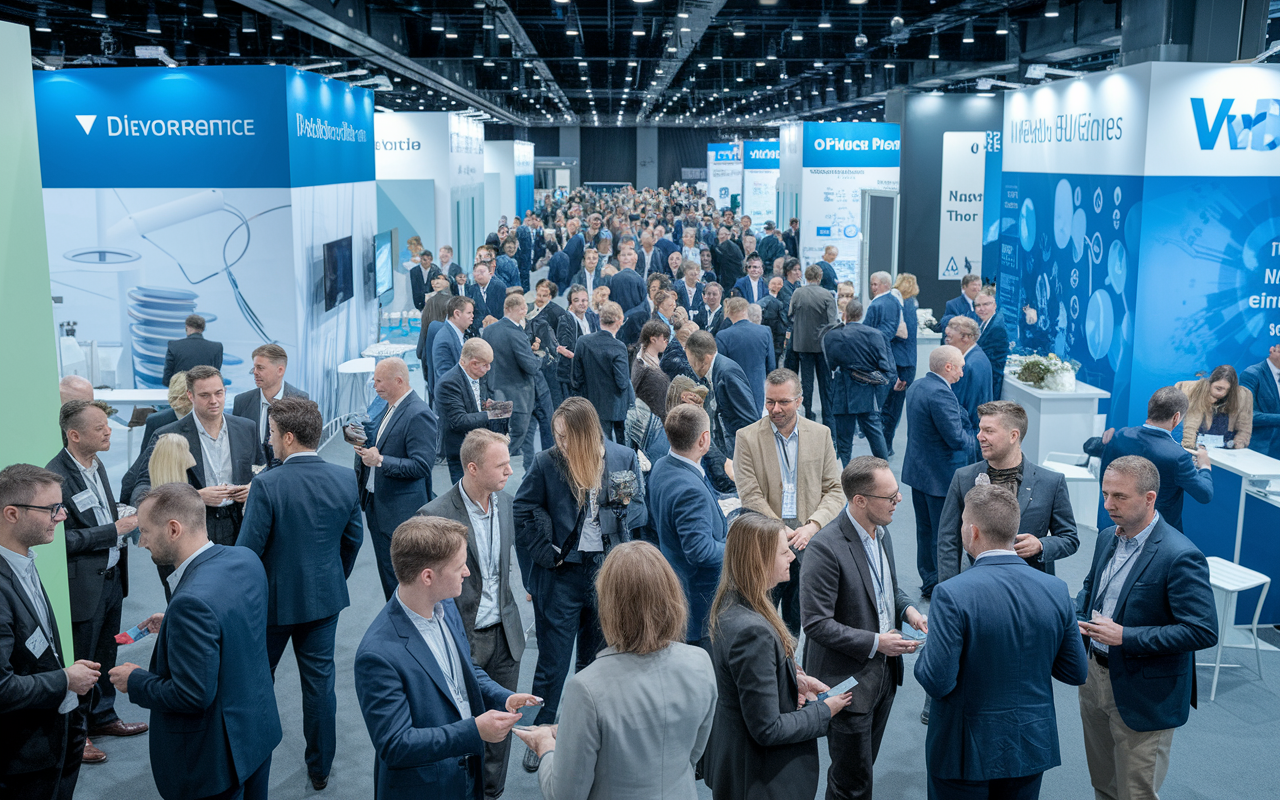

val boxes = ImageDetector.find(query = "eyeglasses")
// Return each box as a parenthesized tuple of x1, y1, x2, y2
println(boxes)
(764, 396, 801, 408)
(861, 491, 902, 505)
(9, 503, 67, 521)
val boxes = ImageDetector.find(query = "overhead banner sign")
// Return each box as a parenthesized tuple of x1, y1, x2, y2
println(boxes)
(742, 139, 780, 224)
(938, 131, 987, 280)
(707, 142, 742, 209)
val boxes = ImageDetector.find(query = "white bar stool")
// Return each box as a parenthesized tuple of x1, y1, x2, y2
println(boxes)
(1198, 556, 1270, 701)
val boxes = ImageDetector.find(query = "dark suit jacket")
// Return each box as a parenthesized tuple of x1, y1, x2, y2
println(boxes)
(822, 322, 894, 416)
(128, 545, 282, 800)
(1074, 518, 1218, 732)
(356, 391, 437, 534)
(892, 297, 918, 371)
(0, 557, 81, 778)
(571, 330, 634, 423)
(939, 294, 980, 332)
(800, 513, 914, 730)
(608, 267, 646, 312)
(419, 486, 525, 661)
(494, 255, 520, 289)
(1240, 359, 1280, 458)
(781, 228, 800, 258)
(952, 344, 993, 437)
(45, 449, 127, 623)
(546, 250, 572, 290)
(817, 261, 837, 292)
(937, 459, 1079, 584)
(731, 275, 769, 303)
(759, 294, 789, 362)
(916, 554, 1088, 781)
(120, 406, 177, 502)
(132, 413, 265, 509)
(977, 315, 1010, 398)
(716, 320, 775, 413)
(429, 321, 466, 398)
(435, 364, 499, 460)
(555, 310, 600, 387)
(708, 354, 759, 452)
(901, 373, 975, 497)
(355, 597, 514, 800)
(568, 269, 609, 300)
(482, 318, 542, 414)
(648, 455, 727, 642)
(636, 247, 665, 278)
(863, 293, 900, 371)
(703, 304, 729, 337)
(654, 236, 680, 268)
(465, 280, 508, 336)
(1097, 425, 1214, 532)
(410, 265, 429, 311)
(230, 382, 309, 465)
(617, 302, 653, 346)
(674, 281, 706, 325)
(564, 232, 586, 274)
(714, 240, 746, 287)
(237, 454, 363, 627)
(162, 332, 223, 387)
(788, 286, 837, 353)
(757, 234, 786, 270)
(704, 599, 830, 800)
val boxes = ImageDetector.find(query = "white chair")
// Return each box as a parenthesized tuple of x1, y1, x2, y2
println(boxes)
(1041, 452, 1099, 532)
(1198, 556, 1270, 701)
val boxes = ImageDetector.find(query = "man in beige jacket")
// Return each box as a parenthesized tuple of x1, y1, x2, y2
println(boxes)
(734, 368, 844, 635)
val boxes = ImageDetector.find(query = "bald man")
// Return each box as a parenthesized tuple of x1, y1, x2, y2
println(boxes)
(350, 357, 438, 600)
(59, 375, 94, 405)
(435, 338, 507, 484)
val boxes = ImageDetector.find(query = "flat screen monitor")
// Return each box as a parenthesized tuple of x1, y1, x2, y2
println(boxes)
(373, 228, 397, 306)
(323, 236, 354, 312)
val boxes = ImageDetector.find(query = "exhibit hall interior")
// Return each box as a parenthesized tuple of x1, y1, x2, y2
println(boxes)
(3, 1, 1280, 799)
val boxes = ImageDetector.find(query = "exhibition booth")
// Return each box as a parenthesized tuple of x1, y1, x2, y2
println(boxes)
(706, 141, 742, 211)
(741, 139, 780, 225)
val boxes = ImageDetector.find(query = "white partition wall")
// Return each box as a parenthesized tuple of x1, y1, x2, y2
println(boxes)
(742, 139, 780, 224)
(707, 142, 743, 211)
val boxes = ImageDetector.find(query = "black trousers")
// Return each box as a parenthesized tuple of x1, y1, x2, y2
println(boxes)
(603, 420, 627, 445)
(826, 674, 897, 800)
(470, 623, 521, 798)
(266, 614, 340, 781)
(529, 557, 603, 726)
(912, 489, 947, 596)
(797, 351, 833, 428)
(881, 365, 915, 450)
(0, 704, 86, 800)
(365, 502, 398, 602)
(769, 523, 804, 637)
(71, 567, 123, 729)
(929, 772, 1043, 800)
(199, 756, 271, 800)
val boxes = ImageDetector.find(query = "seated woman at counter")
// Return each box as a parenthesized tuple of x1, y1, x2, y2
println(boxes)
(1177, 365, 1253, 450)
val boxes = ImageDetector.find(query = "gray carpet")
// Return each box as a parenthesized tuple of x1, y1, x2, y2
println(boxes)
(76, 356, 1280, 799)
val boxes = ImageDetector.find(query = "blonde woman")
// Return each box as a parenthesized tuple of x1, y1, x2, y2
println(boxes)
(1176, 365, 1253, 449)
(703, 513, 851, 800)
(515, 542, 717, 799)
(119, 372, 193, 504)
(147, 433, 196, 487)
(512, 397, 647, 756)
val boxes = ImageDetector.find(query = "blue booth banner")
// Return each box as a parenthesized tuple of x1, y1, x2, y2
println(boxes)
(742, 139, 780, 228)
(707, 142, 742, 209)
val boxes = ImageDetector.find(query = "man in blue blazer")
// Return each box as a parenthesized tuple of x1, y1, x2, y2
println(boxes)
(112, 483, 282, 800)
(555, 286, 600, 400)
(1239, 344, 1280, 459)
(436, 339, 508, 485)
(685, 331, 758, 458)
(355, 516, 540, 800)
(1086, 387, 1213, 532)
(570, 302, 634, 444)
(482, 296, 545, 469)
(822, 299, 895, 462)
(353, 358, 438, 601)
(430, 297, 475, 398)
(237, 398, 362, 791)
(938, 273, 982, 331)
(916, 484, 1088, 800)
(1076, 456, 1217, 800)
(568, 248, 609, 299)
(515, 219, 534, 290)
(607, 250, 647, 312)
(902, 346, 975, 599)
(649, 405, 727, 648)
(465, 263, 507, 336)
(715, 297, 776, 414)
(946, 316, 992, 457)
(545, 239, 571, 290)
(730, 254, 769, 304)
(974, 293, 1010, 399)
(653, 223, 680, 265)
(563, 218, 586, 275)
(863, 272, 902, 360)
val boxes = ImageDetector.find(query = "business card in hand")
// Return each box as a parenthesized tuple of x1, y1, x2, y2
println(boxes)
(487, 401, 514, 420)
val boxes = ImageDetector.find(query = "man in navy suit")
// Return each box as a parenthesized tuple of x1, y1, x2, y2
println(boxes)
(1076, 456, 1217, 800)
(649, 405, 727, 649)
(354, 516, 540, 800)
(822, 299, 895, 462)
(563, 217, 586, 275)
(436, 339, 507, 485)
(1239, 343, 1280, 459)
(466, 262, 507, 336)
(938, 273, 982, 331)
(483, 294, 545, 469)
(902, 346, 975, 599)
(863, 272, 902, 361)
(545, 239, 571, 290)
(571, 302, 634, 444)
(111, 483, 282, 800)
(431, 297, 475, 398)
(715, 297, 776, 414)
(653, 223, 680, 266)
(161, 314, 222, 387)
(607, 247, 647, 312)
(916, 484, 1088, 800)
(974, 292, 1010, 399)
(1087, 387, 1213, 532)
(230, 343, 308, 465)
(946, 316, 992, 456)
(555, 285, 600, 400)
(237, 398, 362, 791)
(731, 254, 769, 304)
(569, 248, 609, 298)
(514, 218, 534, 291)
(352, 358, 438, 601)
(618, 273, 672, 345)
(685, 331, 757, 458)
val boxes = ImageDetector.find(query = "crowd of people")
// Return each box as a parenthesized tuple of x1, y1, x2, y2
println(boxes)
(4, 180, 1280, 800)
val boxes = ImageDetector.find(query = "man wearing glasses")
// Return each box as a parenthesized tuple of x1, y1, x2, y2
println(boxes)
(0, 464, 103, 798)
(733, 368, 845, 637)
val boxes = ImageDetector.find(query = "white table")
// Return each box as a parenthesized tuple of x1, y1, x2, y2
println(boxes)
(1000, 377, 1110, 467)
(1184, 447, 1280, 565)
(97, 389, 172, 462)
(1198, 556, 1271, 701)
(361, 342, 417, 361)
(1038, 458, 1099, 535)
(915, 331, 942, 382)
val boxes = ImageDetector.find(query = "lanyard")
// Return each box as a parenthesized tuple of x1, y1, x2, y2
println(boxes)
(1093, 536, 1142, 610)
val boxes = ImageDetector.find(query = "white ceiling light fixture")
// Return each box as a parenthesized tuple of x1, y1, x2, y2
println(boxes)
(91, 0, 108, 19)
(1044, 0, 1060, 18)
(962, 20, 975, 43)
(271, 18, 285, 40)
(328, 67, 369, 78)
(241, 11, 256, 33)
(293, 60, 340, 70)
(201, 0, 216, 20)
(996, 12, 1010, 35)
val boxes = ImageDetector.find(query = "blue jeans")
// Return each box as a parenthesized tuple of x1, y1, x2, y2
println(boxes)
(912, 489, 946, 596)
(836, 411, 889, 463)
(796, 351, 833, 429)
(266, 615, 340, 780)
(528, 557, 604, 725)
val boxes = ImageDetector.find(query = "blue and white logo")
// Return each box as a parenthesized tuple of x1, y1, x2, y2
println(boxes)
(1190, 98, 1280, 151)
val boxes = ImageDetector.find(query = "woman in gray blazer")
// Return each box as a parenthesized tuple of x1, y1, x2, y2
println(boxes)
(515, 542, 717, 799)
(703, 513, 853, 800)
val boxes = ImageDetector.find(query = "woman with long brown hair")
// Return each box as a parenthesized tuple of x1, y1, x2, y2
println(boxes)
(1176, 365, 1254, 449)
(702, 513, 852, 800)
(512, 397, 648, 771)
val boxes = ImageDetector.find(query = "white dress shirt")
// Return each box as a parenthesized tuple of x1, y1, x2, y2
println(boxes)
(395, 592, 472, 717)
(367, 390, 411, 492)
(166, 540, 214, 594)
(459, 484, 503, 629)
(68, 451, 122, 569)
(844, 507, 897, 657)
(257, 384, 285, 442)
(194, 414, 234, 507)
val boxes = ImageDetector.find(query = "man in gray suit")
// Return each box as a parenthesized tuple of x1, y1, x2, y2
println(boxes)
(417, 429, 525, 800)
(801, 456, 927, 800)
(482, 292, 545, 469)
(937, 400, 1080, 584)
(789, 264, 838, 428)
(230, 344, 307, 465)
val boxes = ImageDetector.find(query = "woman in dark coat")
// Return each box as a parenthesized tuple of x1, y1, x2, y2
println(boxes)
(703, 513, 852, 800)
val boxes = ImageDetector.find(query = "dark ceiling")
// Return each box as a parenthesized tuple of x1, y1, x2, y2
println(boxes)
(4, 0, 1141, 127)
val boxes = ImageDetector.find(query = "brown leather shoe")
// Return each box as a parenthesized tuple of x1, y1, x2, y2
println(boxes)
(89, 720, 149, 737)
(83, 740, 108, 764)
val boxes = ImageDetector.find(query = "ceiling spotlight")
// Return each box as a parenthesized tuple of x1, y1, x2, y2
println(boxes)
(997, 12, 1010, 35)
(791, 28, 804, 41)
(962, 20, 975, 43)
(271, 18, 284, 40)
(201, 0, 216, 19)
(241, 11, 256, 32)
(35, 6, 52, 31)
(632, 14, 645, 36)
(293, 60, 340, 70)
(144, 4, 159, 33)
(444, 17, 458, 38)
(473, 38, 483, 58)
(731, 19, 745, 37)
(1044, 0, 1060, 17)
(91, 0, 108, 19)
(890, 15, 904, 33)
(228, 31, 240, 57)
(482, 9, 495, 29)
(849, 0, 868, 4)
(929, 34, 939, 58)
(818, 13, 832, 29)
(843, 66, 853, 83)
(766, 40, 777, 60)
(884, 62, 895, 69)
(430, 12, 444, 31)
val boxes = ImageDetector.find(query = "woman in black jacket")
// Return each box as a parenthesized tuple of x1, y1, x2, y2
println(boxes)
(703, 513, 852, 800)
(512, 397, 648, 751)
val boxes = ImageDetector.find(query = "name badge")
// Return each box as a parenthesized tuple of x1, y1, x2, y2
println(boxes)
(782, 482, 797, 520)
(71, 488, 99, 513)
(26, 628, 50, 659)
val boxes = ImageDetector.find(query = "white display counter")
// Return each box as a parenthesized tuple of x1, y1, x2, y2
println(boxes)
(1000, 376, 1110, 467)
